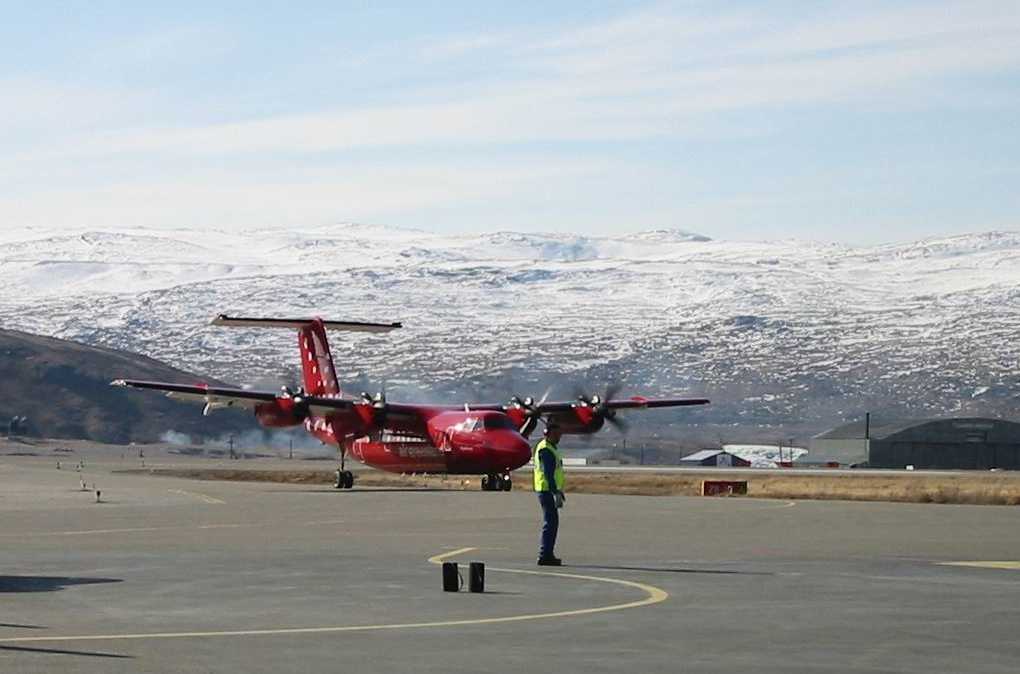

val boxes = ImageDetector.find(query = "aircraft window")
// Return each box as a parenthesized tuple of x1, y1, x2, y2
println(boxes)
(454, 418, 482, 432)
(483, 416, 517, 431)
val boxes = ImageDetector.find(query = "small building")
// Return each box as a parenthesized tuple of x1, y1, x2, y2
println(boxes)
(725, 444, 808, 467)
(680, 449, 751, 467)
(811, 417, 1020, 469)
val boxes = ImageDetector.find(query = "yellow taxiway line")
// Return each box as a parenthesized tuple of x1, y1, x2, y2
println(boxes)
(0, 547, 668, 644)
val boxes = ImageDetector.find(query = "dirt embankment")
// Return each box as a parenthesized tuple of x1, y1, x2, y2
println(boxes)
(565, 472, 1020, 505)
(0, 329, 258, 443)
(121, 467, 1020, 506)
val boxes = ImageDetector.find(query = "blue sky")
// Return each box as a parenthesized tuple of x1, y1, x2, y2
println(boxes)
(1, 1, 1018, 243)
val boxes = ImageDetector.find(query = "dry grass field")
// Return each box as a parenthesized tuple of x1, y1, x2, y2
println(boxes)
(123, 467, 1020, 506)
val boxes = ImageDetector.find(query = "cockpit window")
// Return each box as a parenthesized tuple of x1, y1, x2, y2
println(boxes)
(483, 415, 517, 431)
(453, 417, 482, 433)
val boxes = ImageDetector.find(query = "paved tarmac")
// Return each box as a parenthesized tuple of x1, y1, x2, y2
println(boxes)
(2, 452, 1020, 673)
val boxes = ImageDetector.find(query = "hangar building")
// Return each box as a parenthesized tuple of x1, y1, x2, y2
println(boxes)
(680, 450, 752, 467)
(810, 417, 1020, 469)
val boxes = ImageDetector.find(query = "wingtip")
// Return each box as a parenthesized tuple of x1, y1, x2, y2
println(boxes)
(110, 379, 127, 387)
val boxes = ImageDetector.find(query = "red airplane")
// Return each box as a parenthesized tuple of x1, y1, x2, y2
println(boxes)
(112, 315, 709, 491)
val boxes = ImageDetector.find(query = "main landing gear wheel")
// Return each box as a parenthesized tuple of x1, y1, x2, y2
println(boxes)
(335, 446, 354, 489)
(334, 470, 354, 489)
(481, 473, 513, 492)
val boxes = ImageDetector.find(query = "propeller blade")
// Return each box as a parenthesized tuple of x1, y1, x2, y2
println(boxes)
(289, 395, 311, 420)
(506, 387, 554, 438)
(606, 414, 630, 434)
(537, 386, 552, 407)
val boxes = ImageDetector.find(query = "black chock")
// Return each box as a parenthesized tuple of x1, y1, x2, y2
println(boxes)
(442, 562, 460, 592)
(468, 562, 485, 593)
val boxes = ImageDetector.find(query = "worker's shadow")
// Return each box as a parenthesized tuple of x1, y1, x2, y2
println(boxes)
(0, 576, 123, 593)
(566, 565, 773, 577)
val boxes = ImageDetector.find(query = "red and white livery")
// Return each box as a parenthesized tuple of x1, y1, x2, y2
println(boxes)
(112, 315, 709, 491)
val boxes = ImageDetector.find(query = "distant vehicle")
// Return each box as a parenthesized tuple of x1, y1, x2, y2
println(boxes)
(113, 315, 708, 491)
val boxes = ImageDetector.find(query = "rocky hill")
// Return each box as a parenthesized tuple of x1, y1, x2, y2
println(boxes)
(0, 328, 259, 444)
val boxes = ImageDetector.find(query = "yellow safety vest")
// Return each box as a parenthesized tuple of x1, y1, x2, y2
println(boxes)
(533, 439, 565, 492)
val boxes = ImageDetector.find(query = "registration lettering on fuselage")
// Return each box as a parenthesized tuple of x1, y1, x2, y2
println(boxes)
(380, 431, 429, 444)
(391, 443, 444, 458)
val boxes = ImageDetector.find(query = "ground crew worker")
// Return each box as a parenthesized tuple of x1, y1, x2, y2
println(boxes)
(534, 420, 566, 566)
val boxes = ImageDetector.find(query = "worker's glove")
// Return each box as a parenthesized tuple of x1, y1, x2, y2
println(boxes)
(554, 491, 566, 509)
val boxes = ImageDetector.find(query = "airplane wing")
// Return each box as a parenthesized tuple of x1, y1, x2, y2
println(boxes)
(110, 379, 353, 416)
(465, 395, 710, 414)
(532, 396, 710, 413)
(484, 392, 709, 436)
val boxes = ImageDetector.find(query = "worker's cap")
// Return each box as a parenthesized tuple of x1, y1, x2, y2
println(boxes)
(543, 420, 562, 434)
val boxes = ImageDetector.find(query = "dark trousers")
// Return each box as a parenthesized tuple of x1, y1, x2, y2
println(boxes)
(537, 491, 559, 558)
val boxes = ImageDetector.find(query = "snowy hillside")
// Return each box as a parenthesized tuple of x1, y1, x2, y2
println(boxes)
(2, 224, 1019, 444)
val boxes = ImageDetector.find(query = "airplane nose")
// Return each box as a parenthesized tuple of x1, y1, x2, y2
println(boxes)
(487, 432, 532, 470)
(511, 434, 531, 463)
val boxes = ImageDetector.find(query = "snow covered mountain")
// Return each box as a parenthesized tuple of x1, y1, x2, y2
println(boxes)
(2, 224, 1019, 444)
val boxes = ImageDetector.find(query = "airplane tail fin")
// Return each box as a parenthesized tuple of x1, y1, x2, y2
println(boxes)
(211, 315, 402, 397)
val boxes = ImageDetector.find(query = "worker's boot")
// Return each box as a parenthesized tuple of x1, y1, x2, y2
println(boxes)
(537, 556, 562, 566)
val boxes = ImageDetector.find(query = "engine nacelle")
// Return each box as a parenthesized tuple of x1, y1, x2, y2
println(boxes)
(254, 399, 305, 428)
(504, 406, 527, 430)
(546, 408, 605, 435)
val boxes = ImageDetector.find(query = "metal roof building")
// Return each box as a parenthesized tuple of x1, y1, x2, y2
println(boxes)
(811, 417, 1020, 469)
(680, 450, 752, 467)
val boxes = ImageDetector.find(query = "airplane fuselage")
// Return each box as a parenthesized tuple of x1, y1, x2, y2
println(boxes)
(303, 408, 532, 475)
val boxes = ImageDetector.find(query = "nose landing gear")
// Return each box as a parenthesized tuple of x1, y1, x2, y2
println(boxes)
(481, 473, 513, 492)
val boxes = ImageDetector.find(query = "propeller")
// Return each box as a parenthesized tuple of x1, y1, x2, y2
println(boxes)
(281, 385, 311, 420)
(575, 383, 630, 434)
(359, 379, 387, 407)
(359, 384, 387, 425)
(508, 387, 551, 437)
(360, 390, 386, 407)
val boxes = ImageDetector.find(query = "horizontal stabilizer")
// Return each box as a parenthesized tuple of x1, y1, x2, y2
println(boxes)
(211, 314, 401, 333)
